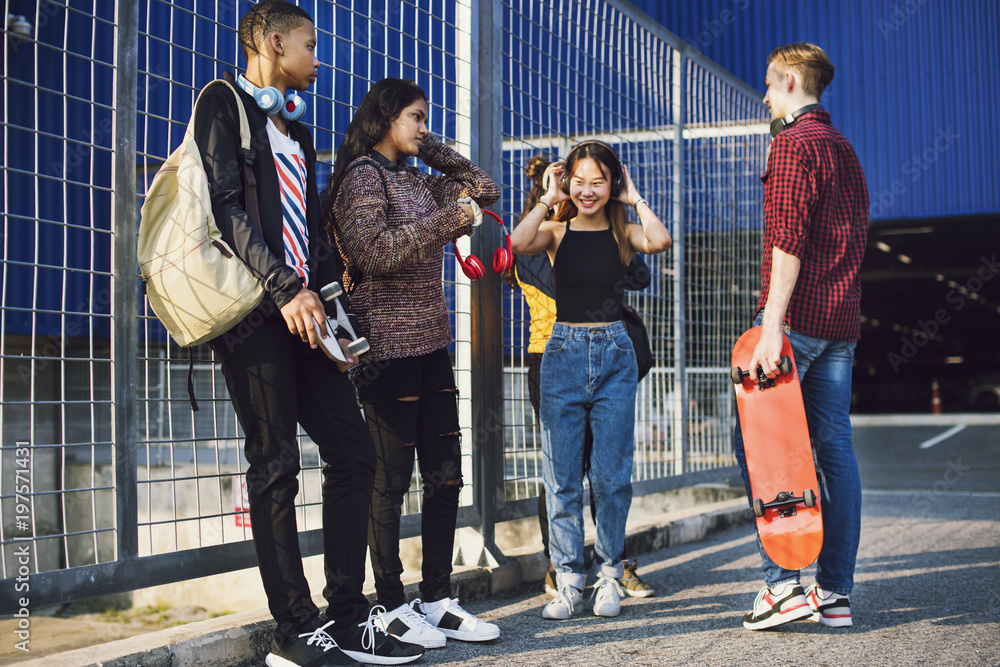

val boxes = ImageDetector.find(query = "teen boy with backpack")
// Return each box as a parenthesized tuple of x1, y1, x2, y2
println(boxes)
(194, 2, 423, 665)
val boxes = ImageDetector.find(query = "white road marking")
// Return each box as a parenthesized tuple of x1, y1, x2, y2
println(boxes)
(918, 424, 968, 449)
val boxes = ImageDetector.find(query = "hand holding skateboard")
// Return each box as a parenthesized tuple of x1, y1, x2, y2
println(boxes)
(319, 281, 370, 358)
(732, 326, 822, 571)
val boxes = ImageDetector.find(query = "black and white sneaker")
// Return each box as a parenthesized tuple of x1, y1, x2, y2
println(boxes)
(742, 580, 813, 630)
(265, 620, 360, 667)
(806, 584, 853, 627)
(377, 599, 447, 649)
(328, 607, 425, 665)
(418, 597, 500, 641)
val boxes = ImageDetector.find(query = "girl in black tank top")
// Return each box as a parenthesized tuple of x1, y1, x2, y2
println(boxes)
(509, 141, 671, 619)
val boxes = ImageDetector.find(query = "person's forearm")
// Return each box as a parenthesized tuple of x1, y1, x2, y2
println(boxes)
(419, 134, 500, 206)
(510, 201, 549, 254)
(761, 246, 801, 332)
(635, 202, 672, 252)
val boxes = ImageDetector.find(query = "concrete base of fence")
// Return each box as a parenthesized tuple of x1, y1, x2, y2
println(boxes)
(17, 497, 750, 667)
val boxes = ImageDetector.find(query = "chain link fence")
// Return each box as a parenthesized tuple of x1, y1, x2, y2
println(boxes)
(0, 0, 767, 610)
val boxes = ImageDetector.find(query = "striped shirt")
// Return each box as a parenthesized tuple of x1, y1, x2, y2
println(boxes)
(266, 118, 310, 287)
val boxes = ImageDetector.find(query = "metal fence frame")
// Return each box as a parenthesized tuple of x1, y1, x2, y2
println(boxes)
(0, 0, 768, 611)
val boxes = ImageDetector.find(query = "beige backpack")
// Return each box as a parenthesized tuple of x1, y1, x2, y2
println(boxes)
(138, 80, 264, 347)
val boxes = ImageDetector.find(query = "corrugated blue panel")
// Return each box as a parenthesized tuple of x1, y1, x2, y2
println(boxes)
(4, 2, 115, 338)
(632, 0, 1000, 220)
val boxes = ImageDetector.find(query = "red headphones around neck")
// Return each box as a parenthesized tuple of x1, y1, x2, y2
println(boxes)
(453, 210, 512, 280)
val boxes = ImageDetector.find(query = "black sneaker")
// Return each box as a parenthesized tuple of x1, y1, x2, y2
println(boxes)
(265, 620, 361, 667)
(328, 607, 425, 665)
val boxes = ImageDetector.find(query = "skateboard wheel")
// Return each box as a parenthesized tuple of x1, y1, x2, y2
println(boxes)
(731, 367, 744, 385)
(320, 282, 344, 302)
(347, 338, 370, 356)
(752, 498, 764, 517)
(778, 356, 792, 375)
(803, 488, 816, 508)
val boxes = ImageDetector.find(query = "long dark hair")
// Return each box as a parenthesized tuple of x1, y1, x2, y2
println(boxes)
(322, 78, 427, 220)
(503, 154, 554, 288)
(555, 142, 631, 267)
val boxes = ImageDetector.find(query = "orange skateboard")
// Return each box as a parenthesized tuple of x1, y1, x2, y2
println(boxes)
(731, 326, 822, 571)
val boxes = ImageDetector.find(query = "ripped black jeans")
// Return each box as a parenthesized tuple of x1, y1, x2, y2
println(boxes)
(356, 347, 463, 610)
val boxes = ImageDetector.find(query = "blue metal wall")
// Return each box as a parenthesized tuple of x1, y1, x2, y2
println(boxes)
(631, 0, 1000, 221)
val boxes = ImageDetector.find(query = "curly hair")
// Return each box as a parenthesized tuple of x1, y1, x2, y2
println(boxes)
(238, 0, 313, 64)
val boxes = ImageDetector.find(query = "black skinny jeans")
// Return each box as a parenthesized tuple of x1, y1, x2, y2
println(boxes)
(355, 347, 463, 611)
(210, 304, 375, 646)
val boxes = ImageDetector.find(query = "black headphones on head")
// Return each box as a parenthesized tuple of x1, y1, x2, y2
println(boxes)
(559, 140, 625, 197)
(770, 104, 823, 137)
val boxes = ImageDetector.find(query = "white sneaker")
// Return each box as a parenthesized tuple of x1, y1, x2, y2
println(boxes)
(376, 600, 447, 649)
(806, 584, 853, 627)
(542, 583, 584, 620)
(418, 597, 500, 642)
(592, 574, 624, 617)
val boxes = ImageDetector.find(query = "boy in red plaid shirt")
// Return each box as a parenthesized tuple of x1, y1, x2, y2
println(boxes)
(735, 43, 869, 631)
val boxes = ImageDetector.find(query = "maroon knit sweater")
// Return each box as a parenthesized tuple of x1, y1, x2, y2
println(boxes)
(329, 134, 499, 362)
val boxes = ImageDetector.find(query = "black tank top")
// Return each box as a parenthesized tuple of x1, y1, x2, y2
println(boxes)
(553, 219, 626, 322)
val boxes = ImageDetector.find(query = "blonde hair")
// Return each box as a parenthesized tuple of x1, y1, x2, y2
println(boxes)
(767, 42, 835, 98)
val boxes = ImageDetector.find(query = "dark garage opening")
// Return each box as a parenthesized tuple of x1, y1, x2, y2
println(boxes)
(854, 215, 1000, 413)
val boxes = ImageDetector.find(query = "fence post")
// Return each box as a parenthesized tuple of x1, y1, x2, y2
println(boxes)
(111, 0, 139, 563)
(454, 0, 507, 568)
(671, 48, 689, 474)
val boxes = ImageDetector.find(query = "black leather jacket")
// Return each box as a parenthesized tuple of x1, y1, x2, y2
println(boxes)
(193, 71, 343, 317)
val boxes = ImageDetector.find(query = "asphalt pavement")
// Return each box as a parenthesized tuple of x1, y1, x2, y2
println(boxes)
(5, 423, 997, 666)
(340, 424, 1000, 667)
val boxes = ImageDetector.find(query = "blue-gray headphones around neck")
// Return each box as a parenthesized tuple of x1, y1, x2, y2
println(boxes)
(236, 73, 306, 122)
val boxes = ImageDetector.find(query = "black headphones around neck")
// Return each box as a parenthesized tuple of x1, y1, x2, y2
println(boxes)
(770, 104, 823, 137)
(560, 140, 625, 197)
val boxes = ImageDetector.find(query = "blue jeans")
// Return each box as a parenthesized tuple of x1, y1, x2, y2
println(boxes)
(733, 314, 862, 595)
(540, 321, 638, 589)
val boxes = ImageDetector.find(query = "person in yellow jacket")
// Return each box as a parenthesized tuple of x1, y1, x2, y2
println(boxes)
(508, 155, 656, 600)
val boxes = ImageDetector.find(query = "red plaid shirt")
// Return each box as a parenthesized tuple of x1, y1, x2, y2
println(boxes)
(758, 109, 869, 341)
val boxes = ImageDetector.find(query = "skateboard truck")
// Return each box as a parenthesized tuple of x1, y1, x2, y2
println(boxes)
(319, 281, 370, 357)
(752, 488, 817, 518)
(730, 356, 793, 389)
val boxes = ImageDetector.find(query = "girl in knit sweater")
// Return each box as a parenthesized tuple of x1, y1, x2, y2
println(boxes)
(324, 78, 500, 649)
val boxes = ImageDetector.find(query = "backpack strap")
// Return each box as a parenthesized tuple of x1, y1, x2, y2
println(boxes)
(189, 80, 264, 239)
(185, 79, 264, 412)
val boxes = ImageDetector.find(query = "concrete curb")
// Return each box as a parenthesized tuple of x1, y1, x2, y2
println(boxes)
(851, 413, 1000, 426)
(19, 499, 751, 667)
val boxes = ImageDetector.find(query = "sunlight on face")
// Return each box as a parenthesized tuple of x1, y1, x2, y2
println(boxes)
(568, 157, 612, 214)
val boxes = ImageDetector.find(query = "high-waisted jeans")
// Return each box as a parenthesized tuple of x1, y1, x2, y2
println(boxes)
(539, 321, 638, 590)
